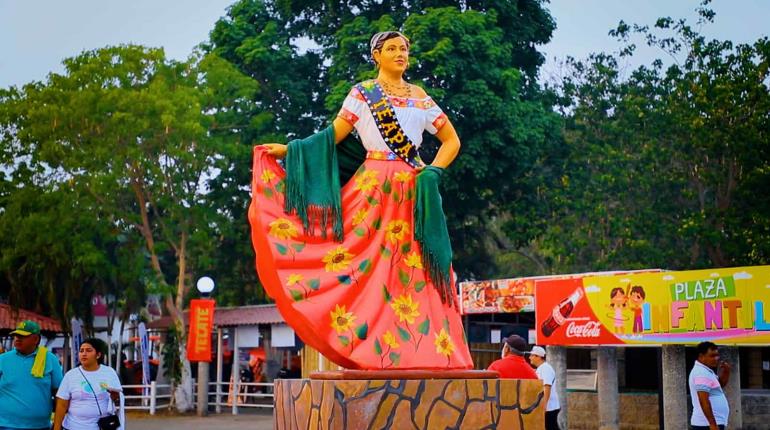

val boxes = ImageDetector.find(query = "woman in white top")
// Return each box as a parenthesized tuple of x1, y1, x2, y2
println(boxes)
(54, 338, 122, 430)
(250, 31, 472, 370)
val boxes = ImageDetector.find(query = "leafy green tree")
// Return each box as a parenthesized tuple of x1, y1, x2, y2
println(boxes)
(544, 3, 770, 271)
(0, 185, 109, 326)
(0, 45, 254, 410)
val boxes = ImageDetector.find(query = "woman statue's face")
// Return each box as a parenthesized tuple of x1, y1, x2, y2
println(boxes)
(374, 37, 409, 73)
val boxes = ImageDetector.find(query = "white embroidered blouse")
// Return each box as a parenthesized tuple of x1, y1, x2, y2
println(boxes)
(337, 84, 448, 152)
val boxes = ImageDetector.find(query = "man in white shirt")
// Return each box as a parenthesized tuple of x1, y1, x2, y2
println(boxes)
(529, 346, 560, 430)
(689, 341, 731, 430)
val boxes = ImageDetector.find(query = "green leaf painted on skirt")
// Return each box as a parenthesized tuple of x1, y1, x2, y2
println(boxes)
(397, 325, 411, 342)
(338, 336, 350, 346)
(263, 187, 273, 198)
(398, 268, 410, 287)
(275, 243, 288, 255)
(291, 243, 305, 252)
(417, 317, 430, 335)
(383, 179, 392, 194)
(358, 259, 371, 274)
(337, 274, 351, 285)
(366, 195, 378, 206)
(354, 227, 366, 237)
(308, 279, 320, 290)
(382, 285, 392, 302)
(289, 289, 304, 301)
(379, 245, 391, 257)
(389, 351, 401, 366)
(414, 281, 426, 293)
(372, 217, 382, 230)
(374, 338, 382, 355)
(355, 322, 368, 340)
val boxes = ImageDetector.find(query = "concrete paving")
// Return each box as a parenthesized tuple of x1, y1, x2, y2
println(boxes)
(126, 411, 274, 430)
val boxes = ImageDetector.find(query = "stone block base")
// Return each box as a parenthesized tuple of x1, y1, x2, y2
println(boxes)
(274, 378, 544, 429)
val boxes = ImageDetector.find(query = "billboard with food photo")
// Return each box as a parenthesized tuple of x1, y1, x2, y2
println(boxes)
(460, 270, 660, 315)
(459, 277, 536, 314)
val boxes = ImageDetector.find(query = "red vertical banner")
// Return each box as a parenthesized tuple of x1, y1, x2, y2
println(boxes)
(187, 299, 215, 362)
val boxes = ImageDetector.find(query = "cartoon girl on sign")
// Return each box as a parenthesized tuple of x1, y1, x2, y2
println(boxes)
(628, 285, 646, 336)
(608, 287, 628, 335)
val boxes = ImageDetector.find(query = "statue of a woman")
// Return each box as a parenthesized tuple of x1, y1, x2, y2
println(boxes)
(249, 31, 473, 370)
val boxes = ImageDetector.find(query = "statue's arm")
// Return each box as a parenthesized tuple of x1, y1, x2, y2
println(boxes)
(431, 119, 461, 169)
(259, 117, 355, 159)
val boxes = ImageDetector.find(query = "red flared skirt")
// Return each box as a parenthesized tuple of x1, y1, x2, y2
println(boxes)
(248, 147, 473, 370)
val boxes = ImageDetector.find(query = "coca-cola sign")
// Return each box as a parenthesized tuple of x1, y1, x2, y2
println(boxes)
(535, 277, 622, 345)
(565, 321, 601, 338)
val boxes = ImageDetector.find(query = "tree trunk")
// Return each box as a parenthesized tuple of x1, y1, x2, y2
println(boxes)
(168, 294, 194, 412)
(131, 174, 193, 411)
(171, 230, 193, 412)
(116, 318, 125, 375)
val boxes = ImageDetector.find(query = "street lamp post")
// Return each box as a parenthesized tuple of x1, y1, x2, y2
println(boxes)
(196, 276, 215, 417)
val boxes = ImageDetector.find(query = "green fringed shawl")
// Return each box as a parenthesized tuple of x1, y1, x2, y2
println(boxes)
(283, 127, 454, 306)
(284, 125, 344, 242)
(414, 166, 455, 307)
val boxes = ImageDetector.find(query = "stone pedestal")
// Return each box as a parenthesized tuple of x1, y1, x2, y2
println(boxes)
(547, 345, 568, 430)
(274, 376, 545, 429)
(597, 347, 619, 430)
(662, 345, 687, 429)
(721, 346, 742, 429)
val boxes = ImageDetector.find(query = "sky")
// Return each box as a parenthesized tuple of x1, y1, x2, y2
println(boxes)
(1, 1, 768, 89)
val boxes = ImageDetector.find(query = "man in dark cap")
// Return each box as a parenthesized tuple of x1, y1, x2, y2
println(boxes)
(0, 320, 63, 430)
(486, 334, 537, 379)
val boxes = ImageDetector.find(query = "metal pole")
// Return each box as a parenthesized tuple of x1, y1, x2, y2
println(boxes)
(232, 326, 239, 415)
(216, 326, 223, 414)
(150, 381, 157, 415)
(196, 361, 209, 416)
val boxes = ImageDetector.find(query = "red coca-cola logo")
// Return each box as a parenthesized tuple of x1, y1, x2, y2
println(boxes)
(565, 321, 601, 338)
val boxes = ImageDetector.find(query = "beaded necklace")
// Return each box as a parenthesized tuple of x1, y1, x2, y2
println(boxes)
(377, 79, 412, 98)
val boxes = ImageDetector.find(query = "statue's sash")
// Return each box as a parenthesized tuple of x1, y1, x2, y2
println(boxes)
(355, 81, 425, 169)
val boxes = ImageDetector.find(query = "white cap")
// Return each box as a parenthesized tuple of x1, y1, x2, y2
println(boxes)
(530, 346, 546, 357)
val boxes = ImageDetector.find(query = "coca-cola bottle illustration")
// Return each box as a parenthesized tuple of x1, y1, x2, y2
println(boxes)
(541, 288, 585, 337)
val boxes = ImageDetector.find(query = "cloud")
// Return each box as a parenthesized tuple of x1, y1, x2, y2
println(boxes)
(584, 285, 601, 293)
(662, 275, 675, 281)
(620, 278, 630, 283)
(710, 273, 720, 278)
(733, 271, 753, 280)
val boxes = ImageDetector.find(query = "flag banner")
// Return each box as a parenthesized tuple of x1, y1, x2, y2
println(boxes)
(71, 318, 83, 366)
(187, 299, 215, 362)
(139, 322, 150, 385)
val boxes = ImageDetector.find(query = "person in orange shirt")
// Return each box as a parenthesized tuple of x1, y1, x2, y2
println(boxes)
(486, 335, 537, 379)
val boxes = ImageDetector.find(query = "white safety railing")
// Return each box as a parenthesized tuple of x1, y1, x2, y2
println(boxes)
(192, 380, 275, 414)
(122, 381, 174, 414)
(121, 380, 275, 415)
